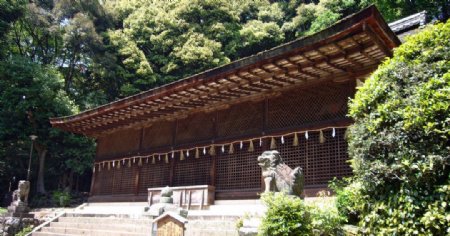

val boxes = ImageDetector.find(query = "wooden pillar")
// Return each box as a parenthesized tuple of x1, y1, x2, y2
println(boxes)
(210, 112, 218, 186)
(89, 165, 96, 197)
(263, 98, 268, 134)
(169, 157, 175, 186)
(134, 166, 141, 196)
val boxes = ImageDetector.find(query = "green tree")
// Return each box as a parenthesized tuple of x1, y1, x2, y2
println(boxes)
(348, 20, 450, 235)
(0, 56, 94, 194)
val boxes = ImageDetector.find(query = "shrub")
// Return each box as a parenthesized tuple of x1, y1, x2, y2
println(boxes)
(259, 192, 312, 236)
(348, 19, 450, 235)
(308, 193, 344, 236)
(52, 190, 71, 207)
(16, 225, 33, 236)
(329, 179, 363, 224)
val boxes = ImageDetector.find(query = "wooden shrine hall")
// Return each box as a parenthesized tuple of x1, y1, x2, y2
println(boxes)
(50, 6, 400, 202)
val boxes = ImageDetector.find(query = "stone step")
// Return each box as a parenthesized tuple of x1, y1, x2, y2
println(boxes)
(49, 222, 150, 233)
(32, 232, 79, 236)
(186, 220, 237, 228)
(185, 229, 238, 236)
(39, 226, 149, 236)
(57, 216, 152, 225)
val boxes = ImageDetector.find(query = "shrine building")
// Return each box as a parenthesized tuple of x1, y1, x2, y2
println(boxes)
(50, 6, 401, 202)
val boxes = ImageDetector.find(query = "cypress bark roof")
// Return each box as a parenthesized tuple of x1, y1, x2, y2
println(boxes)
(50, 6, 400, 137)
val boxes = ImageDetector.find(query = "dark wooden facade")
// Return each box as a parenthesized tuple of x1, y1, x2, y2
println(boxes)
(50, 6, 400, 202)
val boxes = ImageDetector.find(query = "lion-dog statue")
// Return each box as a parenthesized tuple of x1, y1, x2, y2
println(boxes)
(257, 150, 304, 196)
(12, 180, 30, 204)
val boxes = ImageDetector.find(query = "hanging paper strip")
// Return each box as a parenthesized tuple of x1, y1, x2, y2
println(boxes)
(293, 133, 299, 146)
(248, 140, 254, 152)
(152, 156, 155, 164)
(186, 150, 189, 157)
(270, 137, 276, 149)
(180, 150, 185, 161)
(332, 128, 336, 137)
(281, 136, 285, 144)
(305, 131, 309, 140)
(195, 148, 200, 159)
(203, 147, 206, 155)
(319, 130, 325, 143)
(138, 158, 143, 166)
(128, 159, 132, 167)
(93, 166, 96, 173)
(164, 154, 169, 164)
(240, 141, 243, 149)
(107, 161, 111, 170)
(229, 143, 234, 154)
(259, 138, 262, 147)
(117, 160, 121, 169)
(209, 145, 216, 156)
(221, 145, 225, 153)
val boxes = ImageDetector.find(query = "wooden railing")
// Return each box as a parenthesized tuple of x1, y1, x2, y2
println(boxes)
(148, 185, 215, 210)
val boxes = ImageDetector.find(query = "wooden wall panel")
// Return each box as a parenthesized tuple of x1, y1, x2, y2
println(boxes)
(176, 112, 215, 144)
(217, 102, 263, 138)
(96, 129, 141, 159)
(142, 121, 174, 150)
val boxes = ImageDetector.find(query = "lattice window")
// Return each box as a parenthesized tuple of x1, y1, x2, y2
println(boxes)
(276, 128, 352, 186)
(215, 142, 262, 191)
(93, 166, 113, 195)
(138, 159, 171, 194)
(112, 164, 136, 195)
(142, 121, 174, 149)
(176, 112, 214, 144)
(217, 102, 263, 138)
(173, 153, 212, 187)
(268, 82, 353, 130)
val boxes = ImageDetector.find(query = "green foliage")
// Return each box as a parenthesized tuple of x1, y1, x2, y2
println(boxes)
(16, 225, 34, 236)
(330, 179, 363, 224)
(259, 192, 345, 235)
(259, 192, 312, 236)
(348, 20, 450, 235)
(52, 190, 71, 207)
(309, 194, 344, 236)
(0, 207, 6, 214)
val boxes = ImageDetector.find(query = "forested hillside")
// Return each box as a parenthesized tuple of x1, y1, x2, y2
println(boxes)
(0, 0, 447, 206)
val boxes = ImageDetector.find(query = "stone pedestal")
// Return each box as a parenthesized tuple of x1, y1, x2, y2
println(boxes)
(148, 186, 188, 219)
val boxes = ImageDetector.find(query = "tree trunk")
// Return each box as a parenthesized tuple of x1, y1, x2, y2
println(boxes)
(35, 144, 47, 194)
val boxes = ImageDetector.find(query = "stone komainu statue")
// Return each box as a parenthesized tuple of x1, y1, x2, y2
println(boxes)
(12, 180, 30, 203)
(257, 150, 304, 196)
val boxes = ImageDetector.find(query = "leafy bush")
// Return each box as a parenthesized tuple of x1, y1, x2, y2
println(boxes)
(259, 192, 312, 236)
(329, 179, 362, 224)
(308, 193, 344, 236)
(52, 190, 71, 207)
(347, 20, 450, 235)
(16, 225, 33, 236)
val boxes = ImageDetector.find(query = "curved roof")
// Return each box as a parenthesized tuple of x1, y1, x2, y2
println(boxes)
(50, 5, 400, 137)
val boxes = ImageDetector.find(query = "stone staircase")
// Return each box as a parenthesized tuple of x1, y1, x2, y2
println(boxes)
(30, 200, 265, 236)
(32, 213, 152, 236)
